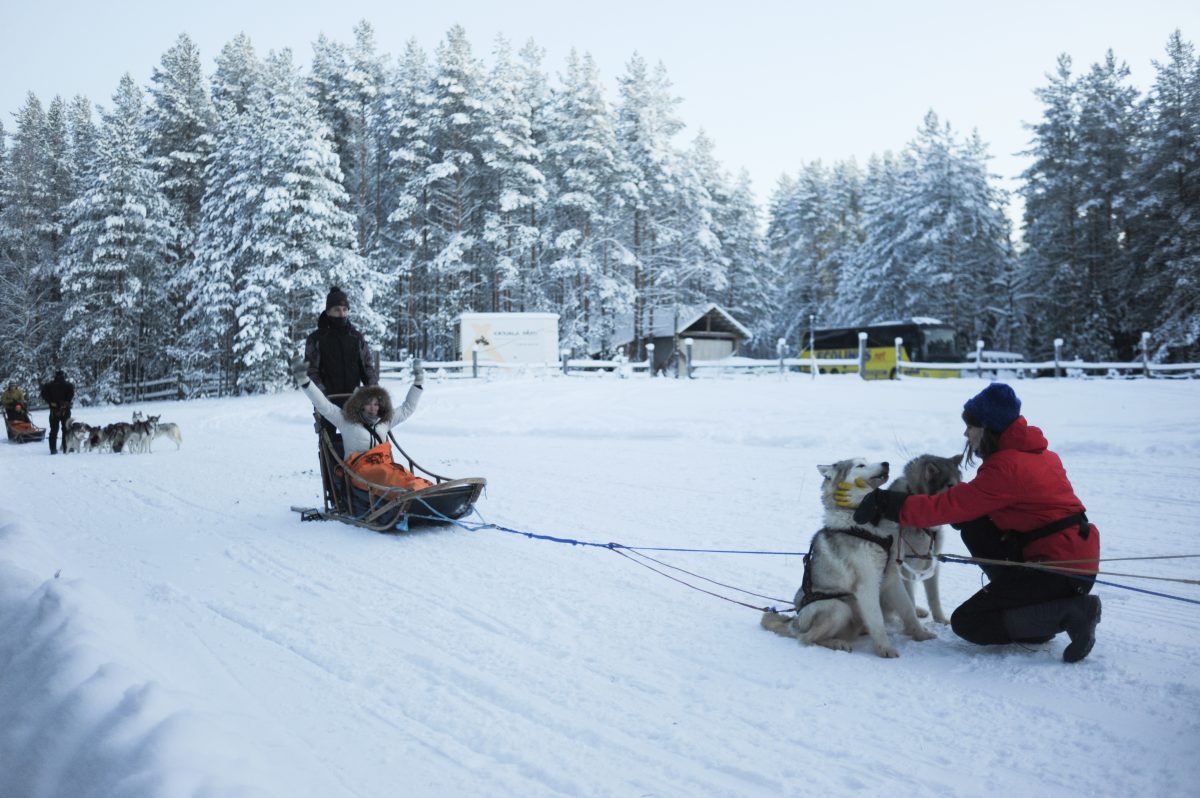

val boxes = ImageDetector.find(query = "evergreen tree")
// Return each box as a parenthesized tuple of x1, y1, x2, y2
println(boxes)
(1019, 55, 1084, 358)
(616, 54, 685, 357)
(380, 38, 434, 357)
(831, 153, 902, 325)
(0, 93, 58, 382)
(310, 21, 389, 254)
(479, 35, 548, 314)
(543, 49, 632, 353)
(416, 25, 490, 358)
(200, 49, 368, 393)
(1072, 51, 1141, 358)
(211, 33, 261, 118)
(1132, 30, 1200, 360)
(59, 75, 178, 402)
(670, 130, 728, 312)
(721, 170, 775, 354)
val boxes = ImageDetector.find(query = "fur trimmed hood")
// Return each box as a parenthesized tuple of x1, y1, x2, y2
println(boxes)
(341, 384, 394, 425)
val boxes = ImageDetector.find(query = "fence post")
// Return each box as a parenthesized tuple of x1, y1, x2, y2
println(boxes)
(976, 339, 985, 378)
(646, 342, 655, 377)
(684, 338, 694, 379)
(777, 337, 786, 376)
(561, 348, 570, 375)
(1141, 331, 1151, 378)
(857, 332, 868, 379)
(1053, 338, 1063, 378)
(893, 337, 903, 380)
(472, 345, 479, 379)
(809, 315, 817, 381)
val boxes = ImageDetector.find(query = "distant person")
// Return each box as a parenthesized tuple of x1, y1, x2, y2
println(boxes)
(39, 370, 75, 455)
(850, 383, 1102, 663)
(2, 382, 27, 416)
(303, 286, 378, 406)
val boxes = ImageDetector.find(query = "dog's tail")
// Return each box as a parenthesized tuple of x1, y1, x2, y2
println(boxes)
(760, 610, 797, 638)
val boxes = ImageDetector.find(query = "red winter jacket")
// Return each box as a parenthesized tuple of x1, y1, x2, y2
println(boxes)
(899, 416, 1100, 573)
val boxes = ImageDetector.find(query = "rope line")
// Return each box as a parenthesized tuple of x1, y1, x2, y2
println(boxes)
(607, 548, 772, 611)
(621, 547, 795, 604)
(401, 506, 1200, 607)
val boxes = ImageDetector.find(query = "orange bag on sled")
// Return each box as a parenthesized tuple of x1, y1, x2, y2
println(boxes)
(345, 441, 433, 493)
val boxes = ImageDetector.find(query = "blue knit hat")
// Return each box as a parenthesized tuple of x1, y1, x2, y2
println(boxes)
(963, 383, 1021, 433)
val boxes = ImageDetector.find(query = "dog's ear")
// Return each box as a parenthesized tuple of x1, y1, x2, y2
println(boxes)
(817, 464, 836, 480)
(949, 453, 963, 466)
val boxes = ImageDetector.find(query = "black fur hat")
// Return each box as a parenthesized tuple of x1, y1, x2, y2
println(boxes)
(325, 286, 350, 311)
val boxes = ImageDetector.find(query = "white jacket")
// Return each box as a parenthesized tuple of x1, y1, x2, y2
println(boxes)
(302, 381, 422, 457)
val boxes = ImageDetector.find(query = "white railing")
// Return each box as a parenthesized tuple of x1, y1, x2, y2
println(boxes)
(900, 358, 1200, 378)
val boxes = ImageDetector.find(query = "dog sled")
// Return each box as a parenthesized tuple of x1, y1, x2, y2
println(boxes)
(292, 406, 485, 533)
(3, 401, 46, 443)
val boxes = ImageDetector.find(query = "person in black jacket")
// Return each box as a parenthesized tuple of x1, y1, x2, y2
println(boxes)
(303, 286, 378, 406)
(39, 370, 75, 454)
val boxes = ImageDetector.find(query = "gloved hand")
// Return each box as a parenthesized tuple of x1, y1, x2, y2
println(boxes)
(290, 355, 310, 388)
(852, 488, 909, 526)
(832, 481, 859, 509)
(412, 358, 425, 388)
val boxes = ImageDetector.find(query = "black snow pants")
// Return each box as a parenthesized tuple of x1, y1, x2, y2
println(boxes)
(950, 517, 1094, 645)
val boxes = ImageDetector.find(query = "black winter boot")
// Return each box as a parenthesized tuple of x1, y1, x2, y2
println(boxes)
(1002, 595, 1101, 663)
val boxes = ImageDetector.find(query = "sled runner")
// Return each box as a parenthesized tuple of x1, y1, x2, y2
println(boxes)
(4, 402, 46, 443)
(293, 407, 485, 533)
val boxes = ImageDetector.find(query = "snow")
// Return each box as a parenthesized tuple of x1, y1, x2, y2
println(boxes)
(2, 374, 1198, 797)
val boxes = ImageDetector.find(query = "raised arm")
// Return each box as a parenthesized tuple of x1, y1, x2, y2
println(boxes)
(291, 355, 345, 428)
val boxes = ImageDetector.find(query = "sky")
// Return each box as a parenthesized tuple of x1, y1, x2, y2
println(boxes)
(1, 1, 1197, 213)
(1, 373, 1198, 796)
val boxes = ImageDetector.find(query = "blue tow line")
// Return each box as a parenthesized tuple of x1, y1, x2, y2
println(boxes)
(407, 505, 1200, 607)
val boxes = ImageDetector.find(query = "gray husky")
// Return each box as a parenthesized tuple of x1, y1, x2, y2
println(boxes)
(890, 453, 963, 625)
(761, 458, 935, 658)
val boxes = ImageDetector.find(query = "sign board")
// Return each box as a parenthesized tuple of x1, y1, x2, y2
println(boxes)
(456, 313, 560, 365)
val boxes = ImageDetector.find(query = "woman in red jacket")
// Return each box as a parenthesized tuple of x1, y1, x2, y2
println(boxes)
(853, 383, 1102, 662)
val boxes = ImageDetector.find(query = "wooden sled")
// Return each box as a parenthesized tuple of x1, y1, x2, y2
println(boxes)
(293, 407, 485, 533)
(4, 404, 46, 443)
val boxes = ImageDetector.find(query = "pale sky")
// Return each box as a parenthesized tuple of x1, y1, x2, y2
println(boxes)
(2, 0, 1196, 214)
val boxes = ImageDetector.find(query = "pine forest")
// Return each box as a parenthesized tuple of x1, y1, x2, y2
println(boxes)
(0, 23, 1197, 401)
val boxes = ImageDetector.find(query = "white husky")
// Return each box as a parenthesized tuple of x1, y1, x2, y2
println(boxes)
(762, 458, 935, 658)
(153, 421, 182, 450)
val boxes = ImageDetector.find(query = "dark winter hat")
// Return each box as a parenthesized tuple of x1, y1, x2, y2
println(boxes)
(963, 383, 1021, 433)
(54, 370, 65, 380)
(325, 286, 350, 311)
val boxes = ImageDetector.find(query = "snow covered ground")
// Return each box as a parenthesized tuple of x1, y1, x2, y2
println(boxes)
(1, 373, 1198, 797)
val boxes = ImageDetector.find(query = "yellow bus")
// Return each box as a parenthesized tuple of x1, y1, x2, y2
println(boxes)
(799, 318, 963, 380)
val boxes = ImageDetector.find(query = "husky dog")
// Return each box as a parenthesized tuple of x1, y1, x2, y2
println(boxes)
(891, 453, 963, 624)
(126, 414, 159, 453)
(101, 422, 134, 453)
(154, 421, 182, 450)
(64, 420, 97, 453)
(762, 458, 935, 658)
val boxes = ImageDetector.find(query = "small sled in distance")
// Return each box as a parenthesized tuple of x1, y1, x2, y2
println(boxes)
(4, 402, 46, 444)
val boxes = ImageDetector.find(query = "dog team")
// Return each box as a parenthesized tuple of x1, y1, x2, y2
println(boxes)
(63, 410, 183, 454)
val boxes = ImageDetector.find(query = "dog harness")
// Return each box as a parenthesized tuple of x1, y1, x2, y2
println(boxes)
(796, 526, 894, 610)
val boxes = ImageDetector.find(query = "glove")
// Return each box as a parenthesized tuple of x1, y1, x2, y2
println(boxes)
(832, 481, 859, 509)
(852, 489, 909, 526)
(290, 355, 310, 388)
(412, 358, 425, 388)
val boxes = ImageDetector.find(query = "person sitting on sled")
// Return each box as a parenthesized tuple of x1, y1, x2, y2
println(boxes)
(3, 382, 28, 419)
(291, 355, 431, 493)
